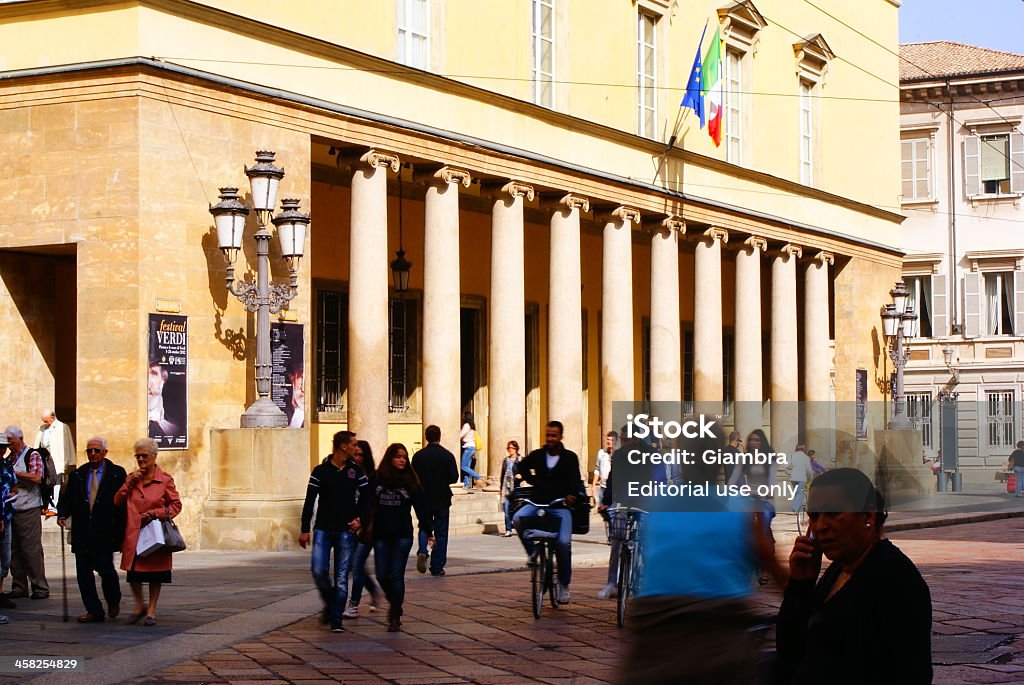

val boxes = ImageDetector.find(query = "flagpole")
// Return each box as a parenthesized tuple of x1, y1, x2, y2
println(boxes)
(654, 19, 709, 185)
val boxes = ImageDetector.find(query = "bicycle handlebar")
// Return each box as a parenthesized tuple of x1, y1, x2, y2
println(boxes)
(520, 498, 568, 508)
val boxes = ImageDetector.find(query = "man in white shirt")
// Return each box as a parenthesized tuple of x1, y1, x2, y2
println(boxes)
(789, 443, 815, 513)
(590, 432, 616, 504)
(34, 409, 75, 514)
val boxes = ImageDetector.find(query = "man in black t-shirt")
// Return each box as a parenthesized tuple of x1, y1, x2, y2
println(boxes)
(299, 430, 371, 634)
(1008, 440, 1024, 498)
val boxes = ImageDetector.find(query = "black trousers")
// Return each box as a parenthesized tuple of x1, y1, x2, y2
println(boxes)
(75, 549, 121, 618)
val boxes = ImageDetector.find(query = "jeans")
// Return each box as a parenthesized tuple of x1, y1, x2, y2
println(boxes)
(0, 521, 10, 579)
(310, 529, 356, 622)
(790, 481, 807, 513)
(417, 507, 450, 574)
(1015, 466, 1024, 497)
(461, 446, 481, 487)
(502, 497, 513, 533)
(75, 550, 121, 618)
(374, 537, 414, 618)
(513, 504, 573, 586)
(349, 541, 381, 606)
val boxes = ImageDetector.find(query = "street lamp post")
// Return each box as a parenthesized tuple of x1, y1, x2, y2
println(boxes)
(880, 281, 918, 429)
(209, 151, 310, 428)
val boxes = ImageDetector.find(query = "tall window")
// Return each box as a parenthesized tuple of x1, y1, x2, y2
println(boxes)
(905, 275, 933, 338)
(637, 12, 657, 138)
(683, 330, 694, 416)
(984, 271, 1014, 336)
(799, 80, 814, 185)
(532, 0, 555, 108)
(397, 0, 430, 69)
(907, 393, 934, 449)
(723, 332, 734, 417)
(987, 391, 1015, 447)
(982, 134, 1012, 195)
(316, 290, 348, 413)
(901, 138, 932, 201)
(388, 297, 419, 413)
(724, 49, 743, 164)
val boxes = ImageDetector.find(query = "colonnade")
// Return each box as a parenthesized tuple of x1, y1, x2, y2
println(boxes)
(341, 148, 834, 482)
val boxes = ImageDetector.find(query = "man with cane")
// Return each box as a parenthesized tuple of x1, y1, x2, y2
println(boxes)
(57, 437, 126, 623)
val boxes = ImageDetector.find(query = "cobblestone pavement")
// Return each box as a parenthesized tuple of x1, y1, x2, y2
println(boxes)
(125, 519, 1024, 685)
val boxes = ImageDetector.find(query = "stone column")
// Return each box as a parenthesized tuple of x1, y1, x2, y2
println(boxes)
(803, 251, 834, 462)
(347, 149, 399, 454)
(545, 193, 589, 454)
(486, 181, 534, 484)
(693, 227, 728, 414)
(771, 244, 802, 455)
(649, 217, 685, 403)
(735, 236, 767, 438)
(600, 206, 640, 434)
(418, 166, 472, 459)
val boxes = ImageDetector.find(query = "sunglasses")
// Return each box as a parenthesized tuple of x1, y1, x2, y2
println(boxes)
(85, 448, 103, 455)
(134, 454, 153, 459)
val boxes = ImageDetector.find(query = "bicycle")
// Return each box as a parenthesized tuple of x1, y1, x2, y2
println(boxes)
(795, 482, 810, 535)
(607, 506, 646, 628)
(515, 497, 568, 619)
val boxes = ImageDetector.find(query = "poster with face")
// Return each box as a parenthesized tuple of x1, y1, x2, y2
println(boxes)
(271, 323, 305, 428)
(856, 368, 868, 441)
(148, 314, 188, 449)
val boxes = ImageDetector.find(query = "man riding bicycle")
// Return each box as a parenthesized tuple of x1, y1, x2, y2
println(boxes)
(513, 420, 581, 605)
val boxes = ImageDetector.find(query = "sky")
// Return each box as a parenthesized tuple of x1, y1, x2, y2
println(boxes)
(899, 0, 1024, 53)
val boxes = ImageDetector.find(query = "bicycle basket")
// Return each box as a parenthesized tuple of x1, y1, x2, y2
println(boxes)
(607, 511, 631, 541)
(507, 487, 535, 517)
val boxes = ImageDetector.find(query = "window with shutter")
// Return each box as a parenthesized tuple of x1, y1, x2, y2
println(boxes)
(931, 274, 948, 338)
(1011, 132, 1024, 193)
(1015, 271, 1024, 338)
(964, 136, 981, 197)
(963, 272, 981, 338)
(901, 138, 932, 201)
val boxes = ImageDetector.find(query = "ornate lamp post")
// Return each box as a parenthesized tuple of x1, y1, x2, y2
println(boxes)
(880, 281, 918, 429)
(209, 151, 310, 428)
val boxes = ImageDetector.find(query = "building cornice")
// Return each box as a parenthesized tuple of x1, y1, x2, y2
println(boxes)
(0, 0, 904, 229)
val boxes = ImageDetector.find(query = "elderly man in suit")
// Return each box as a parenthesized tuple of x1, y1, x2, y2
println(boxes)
(56, 437, 127, 623)
(34, 409, 76, 514)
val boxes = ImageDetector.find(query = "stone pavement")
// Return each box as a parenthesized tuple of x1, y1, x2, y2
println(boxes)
(0, 492, 1020, 684)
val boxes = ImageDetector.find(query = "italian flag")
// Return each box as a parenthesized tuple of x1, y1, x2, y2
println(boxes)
(702, 27, 723, 147)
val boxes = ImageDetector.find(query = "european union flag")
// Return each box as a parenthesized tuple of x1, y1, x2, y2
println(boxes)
(681, 45, 705, 128)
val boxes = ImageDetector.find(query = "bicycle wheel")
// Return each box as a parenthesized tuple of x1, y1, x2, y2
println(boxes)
(547, 547, 559, 609)
(616, 547, 632, 628)
(796, 504, 807, 535)
(531, 545, 546, 619)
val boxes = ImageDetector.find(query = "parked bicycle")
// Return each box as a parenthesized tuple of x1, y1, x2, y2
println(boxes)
(607, 505, 646, 627)
(515, 497, 567, 618)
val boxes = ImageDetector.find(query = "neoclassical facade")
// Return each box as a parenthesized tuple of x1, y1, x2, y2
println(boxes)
(0, 0, 903, 546)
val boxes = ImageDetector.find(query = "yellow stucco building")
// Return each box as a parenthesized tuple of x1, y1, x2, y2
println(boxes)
(0, 0, 904, 547)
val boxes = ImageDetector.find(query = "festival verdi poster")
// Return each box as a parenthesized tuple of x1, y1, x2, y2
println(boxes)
(148, 314, 188, 449)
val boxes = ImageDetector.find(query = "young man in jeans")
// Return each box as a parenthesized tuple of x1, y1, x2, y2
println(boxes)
(513, 420, 581, 605)
(299, 430, 371, 633)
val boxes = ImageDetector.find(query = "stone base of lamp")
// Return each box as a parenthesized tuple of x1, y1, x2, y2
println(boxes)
(200, 427, 308, 550)
(872, 429, 934, 506)
(240, 396, 289, 428)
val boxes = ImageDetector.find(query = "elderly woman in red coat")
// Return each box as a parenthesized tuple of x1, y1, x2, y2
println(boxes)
(113, 437, 182, 626)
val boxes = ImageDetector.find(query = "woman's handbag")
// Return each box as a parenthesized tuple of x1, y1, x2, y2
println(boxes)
(160, 512, 187, 554)
(136, 519, 165, 558)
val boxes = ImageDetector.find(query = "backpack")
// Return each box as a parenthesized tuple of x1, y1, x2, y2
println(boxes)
(32, 447, 58, 509)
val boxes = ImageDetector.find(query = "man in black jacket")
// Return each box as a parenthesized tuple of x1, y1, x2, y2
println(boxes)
(411, 425, 459, 577)
(513, 420, 581, 604)
(299, 430, 371, 634)
(56, 437, 127, 623)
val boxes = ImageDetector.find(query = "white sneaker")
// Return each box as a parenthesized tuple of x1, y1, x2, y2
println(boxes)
(557, 584, 570, 605)
(342, 605, 359, 619)
(0, 615, 8, 624)
(596, 583, 617, 600)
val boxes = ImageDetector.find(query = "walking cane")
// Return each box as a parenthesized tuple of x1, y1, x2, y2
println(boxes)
(60, 523, 68, 622)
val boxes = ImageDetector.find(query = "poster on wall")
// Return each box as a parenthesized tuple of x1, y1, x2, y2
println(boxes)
(148, 314, 188, 449)
(271, 323, 305, 428)
(855, 368, 868, 441)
